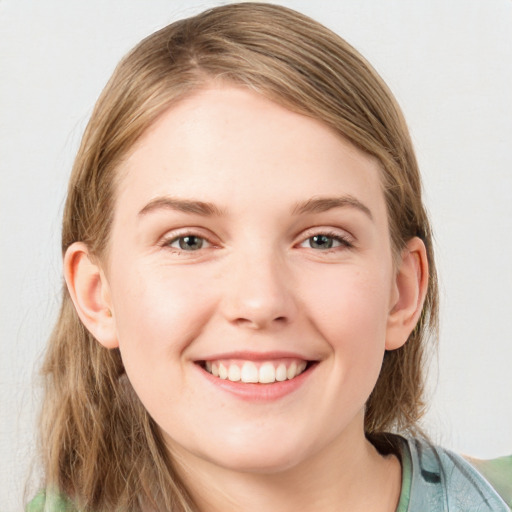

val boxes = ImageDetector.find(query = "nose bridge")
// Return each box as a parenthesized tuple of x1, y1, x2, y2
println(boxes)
(221, 243, 296, 329)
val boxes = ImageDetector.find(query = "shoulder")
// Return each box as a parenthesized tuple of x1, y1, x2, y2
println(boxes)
(465, 454, 512, 509)
(26, 490, 77, 512)
(401, 436, 512, 511)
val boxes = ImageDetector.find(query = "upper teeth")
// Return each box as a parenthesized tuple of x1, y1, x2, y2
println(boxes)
(205, 360, 307, 384)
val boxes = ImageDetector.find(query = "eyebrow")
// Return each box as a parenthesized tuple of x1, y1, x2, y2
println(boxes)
(291, 196, 373, 220)
(138, 197, 225, 217)
(138, 194, 373, 220)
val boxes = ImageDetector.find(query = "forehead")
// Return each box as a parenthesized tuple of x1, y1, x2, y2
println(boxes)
(115, 85, 386, 221)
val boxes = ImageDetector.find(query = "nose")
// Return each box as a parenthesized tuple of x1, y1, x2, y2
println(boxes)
(220, 249, 297, 330)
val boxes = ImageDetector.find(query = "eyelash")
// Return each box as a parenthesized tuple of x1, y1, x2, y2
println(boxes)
(160, 232, 213, 253)
(297, 230, 354, 252)
(160, 228, 353, 254)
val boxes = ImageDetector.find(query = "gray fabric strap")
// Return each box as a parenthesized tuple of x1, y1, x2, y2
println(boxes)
(405, 437, 510, 511)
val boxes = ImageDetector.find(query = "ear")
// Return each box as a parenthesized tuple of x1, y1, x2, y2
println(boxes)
(385, 237, 429, 351)
(64, 242, 119, 349)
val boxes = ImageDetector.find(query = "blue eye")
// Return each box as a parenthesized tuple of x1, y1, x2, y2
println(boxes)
(169, 235, 207, 251)
(300, 233, 350, 250)
(309, 235, 335, 249)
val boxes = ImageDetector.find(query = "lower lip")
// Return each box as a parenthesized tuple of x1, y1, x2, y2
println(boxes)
(195, 363, 316, 402)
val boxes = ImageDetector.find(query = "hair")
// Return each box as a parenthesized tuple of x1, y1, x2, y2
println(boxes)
(38, 3, 438, 511)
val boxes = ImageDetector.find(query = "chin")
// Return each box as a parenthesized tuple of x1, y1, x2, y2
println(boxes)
(208, 430, 323, 475)
(207, 448, 308, 475)
(166, 428, 313, 476)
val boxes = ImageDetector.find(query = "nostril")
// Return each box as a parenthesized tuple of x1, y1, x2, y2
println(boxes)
(234, 315, 288, 329)
(234, 317, 255, 328)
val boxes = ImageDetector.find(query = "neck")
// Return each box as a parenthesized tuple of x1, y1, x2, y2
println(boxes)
(170, 427, 402, 512)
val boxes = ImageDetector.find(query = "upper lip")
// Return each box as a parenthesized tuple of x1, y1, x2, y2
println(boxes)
(196, 351, 317, 362)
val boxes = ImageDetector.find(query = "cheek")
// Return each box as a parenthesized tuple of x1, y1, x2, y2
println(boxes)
(298, 261, 393, 396)
(290, 263, 393, 436)
(300, 264, 392, 344)
(107, 264, 218, 422)
(108, 261, 217, 378)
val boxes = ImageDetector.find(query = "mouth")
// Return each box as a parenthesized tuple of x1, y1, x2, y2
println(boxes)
(197, 358, 314, 384)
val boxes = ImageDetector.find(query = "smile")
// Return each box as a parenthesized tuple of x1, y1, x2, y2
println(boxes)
(201, 358, 309, 384)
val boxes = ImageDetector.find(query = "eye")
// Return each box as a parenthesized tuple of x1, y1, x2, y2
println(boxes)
(299, 233, 352, 250)
(167, 235, 209, 251)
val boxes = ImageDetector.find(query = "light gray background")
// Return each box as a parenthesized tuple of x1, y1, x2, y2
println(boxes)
(1, 0, 511, 509)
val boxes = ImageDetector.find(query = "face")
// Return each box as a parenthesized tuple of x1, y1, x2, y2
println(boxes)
(105, 85, 400, 474)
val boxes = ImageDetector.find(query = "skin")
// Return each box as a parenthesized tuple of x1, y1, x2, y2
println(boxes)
(65, 85, 428, 511)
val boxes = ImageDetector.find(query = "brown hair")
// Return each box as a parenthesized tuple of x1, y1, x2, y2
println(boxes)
(39, 3, 438, 510)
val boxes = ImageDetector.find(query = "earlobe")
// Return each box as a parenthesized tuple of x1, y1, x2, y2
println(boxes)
(64, 242, 119, 349)
(385, 237, 429, 351)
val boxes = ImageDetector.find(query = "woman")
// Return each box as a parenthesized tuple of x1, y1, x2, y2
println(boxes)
(28, 3, 511, 511)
